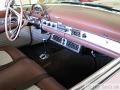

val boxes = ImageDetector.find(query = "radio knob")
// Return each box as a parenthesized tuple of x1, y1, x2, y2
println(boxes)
(47, 23, 51, 26)
(52, 24, 55, 27)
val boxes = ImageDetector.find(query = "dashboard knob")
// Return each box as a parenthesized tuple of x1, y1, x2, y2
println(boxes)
(82, 33, 87, 38)
(47, 23, 51, 26)
(43, 21, 46, 24)
(52, 24, 56, 27)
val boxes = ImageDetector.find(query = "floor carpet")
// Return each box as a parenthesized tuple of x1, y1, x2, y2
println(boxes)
(19, 41, 112, 89)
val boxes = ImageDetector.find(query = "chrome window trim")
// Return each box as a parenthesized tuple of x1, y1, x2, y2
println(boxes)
(70, 57, 120, 90)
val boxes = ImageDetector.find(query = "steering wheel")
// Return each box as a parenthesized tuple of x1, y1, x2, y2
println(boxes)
(5, 0, 23, 41)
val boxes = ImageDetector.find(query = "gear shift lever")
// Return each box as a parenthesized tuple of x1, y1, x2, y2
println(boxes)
(39, 39, 49, 60)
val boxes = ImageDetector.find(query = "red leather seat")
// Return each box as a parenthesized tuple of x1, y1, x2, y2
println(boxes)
(0, 46, 66, 90)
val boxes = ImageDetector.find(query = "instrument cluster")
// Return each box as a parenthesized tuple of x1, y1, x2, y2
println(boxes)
(32, 4, 43, 13)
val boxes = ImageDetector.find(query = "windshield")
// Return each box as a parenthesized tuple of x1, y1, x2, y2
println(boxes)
(0, 0, 38, 10)
(44, 0, 120, 10)
(15, 0, 38, 5)
(0, 0, 120, 11)
(84, 0, 120, 10)
(44, 0, 80, 3)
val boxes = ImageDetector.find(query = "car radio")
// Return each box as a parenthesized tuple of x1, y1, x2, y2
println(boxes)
(42, 19, 81, 38)
(42, 19, 81, 53)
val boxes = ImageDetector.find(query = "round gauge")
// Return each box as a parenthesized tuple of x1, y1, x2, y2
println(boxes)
(32, 4, 43, 12)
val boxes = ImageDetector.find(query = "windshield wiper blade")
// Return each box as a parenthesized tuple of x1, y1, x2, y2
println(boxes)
(84, 3, 120, 12)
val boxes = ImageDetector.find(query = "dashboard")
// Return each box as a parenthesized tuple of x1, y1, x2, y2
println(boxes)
(40, 4, 120, 58)
(21, 3, 120, 58)
(0, 3, 120, 58)
(41, 18, 120, 58)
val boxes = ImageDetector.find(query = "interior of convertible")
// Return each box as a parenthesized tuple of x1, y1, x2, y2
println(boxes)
(0, 0, 120, 90)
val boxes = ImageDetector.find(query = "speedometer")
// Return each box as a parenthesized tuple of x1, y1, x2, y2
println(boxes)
(32, 4, 43, 12)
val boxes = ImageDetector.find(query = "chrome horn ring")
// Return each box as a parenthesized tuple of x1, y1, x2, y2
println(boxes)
(5, 0, 23, 41)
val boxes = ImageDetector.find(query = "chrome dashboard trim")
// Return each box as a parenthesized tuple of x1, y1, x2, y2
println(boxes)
(81, 31, 120, 54)
(42, 19, 120, 55)
(50, 34, 81, 53)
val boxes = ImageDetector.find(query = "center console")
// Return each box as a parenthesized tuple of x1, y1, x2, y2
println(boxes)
(42, 19, 81, 53)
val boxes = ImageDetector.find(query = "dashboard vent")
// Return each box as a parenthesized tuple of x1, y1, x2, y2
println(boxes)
(51, 34, 63, 44)
(66, 40, 80, 53)
(50, 34, 81, 53)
